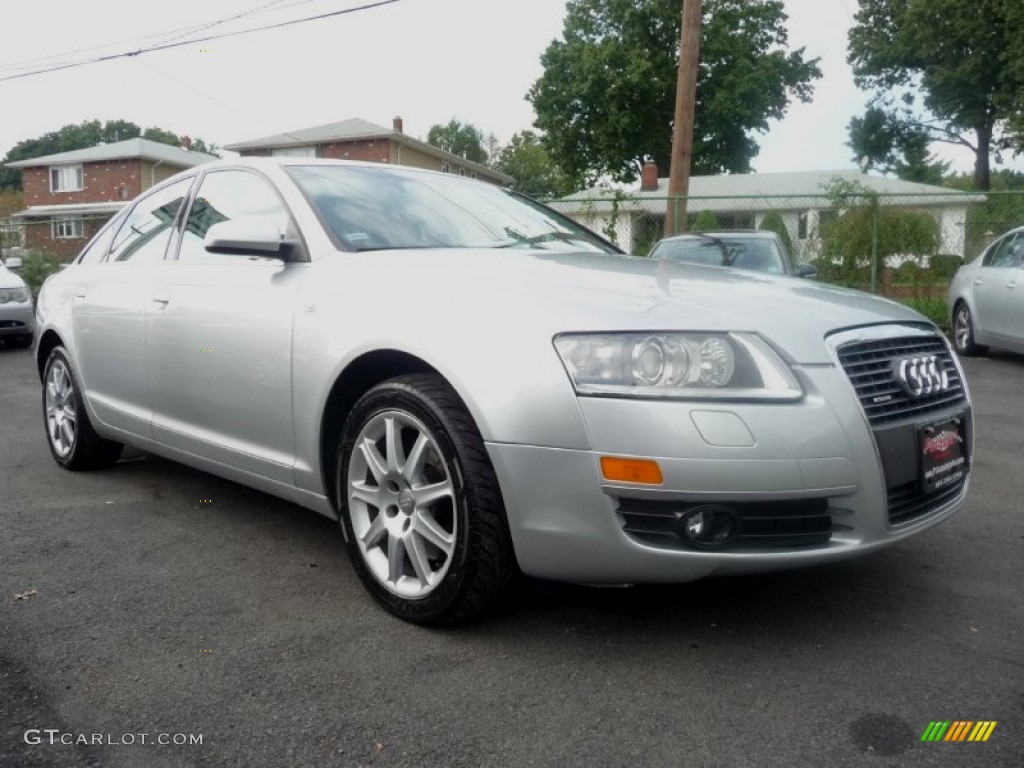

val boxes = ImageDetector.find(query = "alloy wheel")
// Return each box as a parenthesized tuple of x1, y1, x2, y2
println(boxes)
(346, 410, 457, 599)
(45, 359, 77, 458)
(954, 306, 971, 352)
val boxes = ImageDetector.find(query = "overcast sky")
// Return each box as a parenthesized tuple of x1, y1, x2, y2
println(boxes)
(0, 0, 984, 179)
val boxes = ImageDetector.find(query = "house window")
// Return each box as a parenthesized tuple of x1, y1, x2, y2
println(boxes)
(270, 146, 318, 158)
(52, 217, 85, 239)
(440, 162, 451, 174)
(50, 164, 84, 193)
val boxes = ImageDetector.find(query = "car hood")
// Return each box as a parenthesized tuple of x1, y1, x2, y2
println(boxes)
(0, 266, 27, 290)
(323, 249, 931, 365)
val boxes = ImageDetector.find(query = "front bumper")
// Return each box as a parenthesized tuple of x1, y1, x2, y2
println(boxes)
(0, 301, 35, 336)
(486, 362, 970, 584)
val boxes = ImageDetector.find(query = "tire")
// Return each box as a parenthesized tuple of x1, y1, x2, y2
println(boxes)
(335, 373, 516, 625)
(6, 334, 33, 349)
(42, 346, 123, 470)
(952, 302, 987, 357)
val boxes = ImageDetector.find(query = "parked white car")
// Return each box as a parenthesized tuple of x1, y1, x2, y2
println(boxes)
(949, 226, 1024, 355)
(0, 256, 35, 348)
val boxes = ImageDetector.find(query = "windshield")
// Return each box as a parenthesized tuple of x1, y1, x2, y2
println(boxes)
(286, 165, 619, 254)
(650, 235, 788, 275)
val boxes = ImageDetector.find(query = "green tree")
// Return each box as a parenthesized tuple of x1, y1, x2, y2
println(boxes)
(1, 120, 218, 191)
(848, 0, 1023, 190)
(528, 0, 821, 187)
(426, 119, 490, 165)
(494, 131, 571, 198)
(944, 170, 1024, 257)
(847, 107, 950, 184)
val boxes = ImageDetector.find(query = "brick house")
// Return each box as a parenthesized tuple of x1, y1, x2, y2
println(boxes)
(224, 117, 512, 186)
(7, 138, 217, 260)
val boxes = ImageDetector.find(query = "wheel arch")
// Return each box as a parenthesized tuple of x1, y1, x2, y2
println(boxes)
(319, 349, 478, 510)
(35, 329, 65, 382)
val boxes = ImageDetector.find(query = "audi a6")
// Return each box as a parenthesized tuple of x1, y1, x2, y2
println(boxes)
(33, 158, 972, 624)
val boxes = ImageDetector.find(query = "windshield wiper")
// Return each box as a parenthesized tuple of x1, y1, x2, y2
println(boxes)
(496, 229, 583, 249)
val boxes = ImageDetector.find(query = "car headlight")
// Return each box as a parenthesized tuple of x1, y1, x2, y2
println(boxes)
(553, 332, 802, 401)
(0, 288, 29, 304)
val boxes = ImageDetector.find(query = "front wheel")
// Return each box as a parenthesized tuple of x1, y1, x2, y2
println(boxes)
(42, 347, 123, 470)
(336, 374, 516, 625)
(952, 302, 986, 357)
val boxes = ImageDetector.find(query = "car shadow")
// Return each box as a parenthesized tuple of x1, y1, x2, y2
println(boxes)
(100, 452, 946, 654)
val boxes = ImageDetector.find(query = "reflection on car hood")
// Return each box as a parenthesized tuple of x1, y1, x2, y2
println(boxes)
(0, 266, 27, 291)
(324, 249, 930, 365)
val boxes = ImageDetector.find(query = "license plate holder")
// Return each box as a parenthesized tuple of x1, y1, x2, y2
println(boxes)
(919, 416, 968, 494)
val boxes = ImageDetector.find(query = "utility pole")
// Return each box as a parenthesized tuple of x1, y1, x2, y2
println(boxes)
(665, 0, 702, 237)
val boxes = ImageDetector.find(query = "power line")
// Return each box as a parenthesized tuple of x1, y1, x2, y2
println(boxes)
(0, 0, 401, 84)
(134, 58, 311, 146)
(0, 0, 302, 74)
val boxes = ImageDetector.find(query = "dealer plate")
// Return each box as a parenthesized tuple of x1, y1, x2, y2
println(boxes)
(919, 416, 967, 494)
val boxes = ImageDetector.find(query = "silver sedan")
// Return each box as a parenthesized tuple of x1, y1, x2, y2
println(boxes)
(34, 158, 972, 624)
(948, 226, 1024, 356)
(0, 257, 35, 348)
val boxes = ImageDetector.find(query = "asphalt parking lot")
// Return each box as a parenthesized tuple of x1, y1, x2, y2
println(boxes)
(1, 342, 1021, 768)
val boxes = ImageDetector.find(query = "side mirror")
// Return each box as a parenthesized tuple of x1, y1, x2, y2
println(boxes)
(794, 263, 818, 279)
(4, 256, 22, 269)
(204, 219, 287, 256)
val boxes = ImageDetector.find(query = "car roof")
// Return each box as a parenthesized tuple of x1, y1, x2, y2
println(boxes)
(660, 230, 779, 240)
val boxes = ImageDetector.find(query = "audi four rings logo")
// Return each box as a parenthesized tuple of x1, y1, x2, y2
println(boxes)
(895, 356, 949, 396)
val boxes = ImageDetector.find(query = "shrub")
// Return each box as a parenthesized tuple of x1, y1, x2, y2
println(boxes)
(18, 250, 63, 296)
(691, 209, 721, 231)
(758, 211, 795, 253)
(929, 253, 963, 280)
(900, 296, 950, 334)
(894, 260, 922, 284)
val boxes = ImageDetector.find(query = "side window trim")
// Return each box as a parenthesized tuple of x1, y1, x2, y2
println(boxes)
(107, 174, 197, 264)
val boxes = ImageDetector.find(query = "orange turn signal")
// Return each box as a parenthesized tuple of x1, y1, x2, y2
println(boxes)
(600, 456, 664, 485)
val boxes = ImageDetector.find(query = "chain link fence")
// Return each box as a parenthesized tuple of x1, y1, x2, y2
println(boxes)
(0, 218, 24, 259)
(548, 189, 1024, 302)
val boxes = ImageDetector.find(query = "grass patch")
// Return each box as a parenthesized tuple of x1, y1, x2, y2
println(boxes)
(900, 295, 950, 335)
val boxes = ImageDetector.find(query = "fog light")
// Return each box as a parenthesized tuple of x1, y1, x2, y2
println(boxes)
(677, 505, 739, 548)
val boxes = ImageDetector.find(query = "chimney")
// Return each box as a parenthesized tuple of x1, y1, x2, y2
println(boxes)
(393, 116, 404, 134)
(640, 161, 659, 192)
(180, 135, 193, 152)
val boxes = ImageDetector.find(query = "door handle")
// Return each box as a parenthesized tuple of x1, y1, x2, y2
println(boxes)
(152, 291, 171, 306)
(73, 291, 87, 302)
(972, 278, 983, 286)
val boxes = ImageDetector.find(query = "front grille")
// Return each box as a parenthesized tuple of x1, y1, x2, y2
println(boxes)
(618, 498, 833, 550)
(887, 478, 966, 526)
(836, 335, 966, 426)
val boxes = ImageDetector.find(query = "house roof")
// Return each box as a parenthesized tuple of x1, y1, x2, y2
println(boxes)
(224, 118, 395, 150)
(555, 169, 986, 214)
(13, 202, 129, 219)
(6, 138, 217, 169)
(224, 118, 513, 184)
